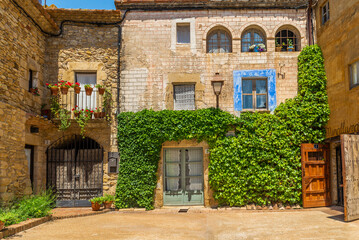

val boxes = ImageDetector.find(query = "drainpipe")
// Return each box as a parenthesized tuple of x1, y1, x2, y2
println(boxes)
(308, 0, 313, 45)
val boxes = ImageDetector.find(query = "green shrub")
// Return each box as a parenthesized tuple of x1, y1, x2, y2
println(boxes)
(0, 190, 55, 227)
(103, 194, 115, 202)
(89, 197, 103, 204)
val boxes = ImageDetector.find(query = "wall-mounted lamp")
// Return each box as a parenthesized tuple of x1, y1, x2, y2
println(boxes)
(211, 79, 224, 109)
(278, 63, 286, 79)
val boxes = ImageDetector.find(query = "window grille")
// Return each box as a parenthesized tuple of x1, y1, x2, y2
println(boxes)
(75, 72, 97, 110)
(242, 79, 268, 110)
(322, 1, 330, 25)
(207, 29, 232, 53)
(241, 29, 266, 52)
(177, 24, 190, 44)
(174, 84, 195, 110)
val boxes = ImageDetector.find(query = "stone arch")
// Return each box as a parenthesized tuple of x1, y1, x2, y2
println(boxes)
(274, 24, 303, 51)
(202, 23, 236, 40)
(272, 23, 304, 40)
(237, 22, 270, 39)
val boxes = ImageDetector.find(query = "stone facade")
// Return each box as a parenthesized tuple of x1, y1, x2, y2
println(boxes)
(120, 9, 307, 114)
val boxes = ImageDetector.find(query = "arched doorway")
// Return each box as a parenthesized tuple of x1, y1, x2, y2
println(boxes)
(47, 135, 103, 207)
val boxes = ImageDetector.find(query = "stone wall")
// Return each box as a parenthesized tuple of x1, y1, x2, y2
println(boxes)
(120, 9, 307, 115)
(44, 21, 120, 195)
(0, 0, 56, 202)
(314, 0, 359, 139)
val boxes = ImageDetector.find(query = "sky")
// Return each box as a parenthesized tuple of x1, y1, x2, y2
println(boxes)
(44, 0, 116, 10)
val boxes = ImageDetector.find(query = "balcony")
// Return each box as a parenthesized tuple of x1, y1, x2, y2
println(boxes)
(44, 88, 111, 120)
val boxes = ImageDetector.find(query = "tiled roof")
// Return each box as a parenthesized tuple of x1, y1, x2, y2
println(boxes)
(115, 0, 308, 10)
(46, 9, 123, 24)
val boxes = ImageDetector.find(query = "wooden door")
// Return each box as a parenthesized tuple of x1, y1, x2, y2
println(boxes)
(301, 143, 331, 208)
(341, 134, 359, 222)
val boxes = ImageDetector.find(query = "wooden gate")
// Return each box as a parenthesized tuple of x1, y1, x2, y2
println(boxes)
(301, 143, 331, 208)
(341, 134, 359, 222)
(47, 135, 103, 207)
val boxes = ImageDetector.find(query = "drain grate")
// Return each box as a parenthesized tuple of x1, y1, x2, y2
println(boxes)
(178, 208, 189, 213)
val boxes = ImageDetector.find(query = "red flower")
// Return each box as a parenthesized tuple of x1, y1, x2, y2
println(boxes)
(90, 111, 94, 113)
(75, 82, 80, 86)
(82, 109, 84, 111)
(75, 105, 78, 108)
(72, 108, 75, 111)
(54, 84, 57, 86)
(86, 109, 89, 112)
(46, 83, 49, 86)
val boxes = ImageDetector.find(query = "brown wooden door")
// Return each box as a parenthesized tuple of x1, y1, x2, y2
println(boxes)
(341, 134, 359, 222)
(301, 143, 331, 208)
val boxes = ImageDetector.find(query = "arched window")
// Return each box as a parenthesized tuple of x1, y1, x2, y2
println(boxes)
(241, 28, 266, 52)
(207, 28, 232, 53)
(275, 28, 300, 52)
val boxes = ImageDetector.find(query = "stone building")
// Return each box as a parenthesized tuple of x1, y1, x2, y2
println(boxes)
(313, 0, 359, 219)
(1, 0, 310, 207)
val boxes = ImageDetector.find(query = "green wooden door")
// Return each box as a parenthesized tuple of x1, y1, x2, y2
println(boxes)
(163, 148, 204, 206)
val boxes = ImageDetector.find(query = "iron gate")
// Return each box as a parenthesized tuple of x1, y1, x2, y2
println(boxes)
(47, 135, 103, 207)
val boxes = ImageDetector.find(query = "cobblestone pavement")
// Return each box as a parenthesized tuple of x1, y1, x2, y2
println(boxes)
(8, 207, 359, 240)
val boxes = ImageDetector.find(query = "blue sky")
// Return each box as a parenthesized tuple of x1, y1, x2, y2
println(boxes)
(44, 0, 116, 10)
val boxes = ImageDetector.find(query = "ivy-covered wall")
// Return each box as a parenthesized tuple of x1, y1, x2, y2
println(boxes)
(115, 45, 329, 209)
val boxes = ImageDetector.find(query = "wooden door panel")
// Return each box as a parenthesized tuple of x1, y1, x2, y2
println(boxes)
(301, 143, 331, 208)
(341, 134, 359, 222)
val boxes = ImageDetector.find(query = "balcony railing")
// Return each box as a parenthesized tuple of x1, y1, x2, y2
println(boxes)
(48, 89, 111, 120)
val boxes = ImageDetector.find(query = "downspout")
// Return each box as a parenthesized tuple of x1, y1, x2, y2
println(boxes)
(308, 0, 313, 45)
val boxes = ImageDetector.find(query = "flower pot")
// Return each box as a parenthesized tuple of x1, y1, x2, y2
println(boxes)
(60, 87, 69, 95)
(98, 88, 105, 95)
(50, 87, 58, 96)
(100, 112, 106, 118)
(275, 46, 282, 52)
(85, 87, 93, 96)
(30, 88, 36, 94)
(74, 112, 80, 118)
(91, 202, 101, 211)
(288, 47, 294, 52)
(74, 86, 81, 94)
(0, 220, 4, 231)
(104, 201, 113, 209)
(94, 112, 102, 119)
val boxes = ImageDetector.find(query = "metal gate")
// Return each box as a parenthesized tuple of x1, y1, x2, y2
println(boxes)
(47, 135, 103, 207)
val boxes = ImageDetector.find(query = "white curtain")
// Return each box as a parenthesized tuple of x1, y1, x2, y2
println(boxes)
(76, 73, 97, 110)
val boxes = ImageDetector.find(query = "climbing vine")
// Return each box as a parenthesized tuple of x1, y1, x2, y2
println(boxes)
(115, 45, 329, 209)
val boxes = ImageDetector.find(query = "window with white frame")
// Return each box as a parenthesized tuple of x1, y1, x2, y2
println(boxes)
(177, 24, 190, 44)
(350, 60, 359, 89)
(75, 72, 97, 110)
(242, 78, 268, 110)
(173, 84, 195, 110)
(321, 1, 330, 25)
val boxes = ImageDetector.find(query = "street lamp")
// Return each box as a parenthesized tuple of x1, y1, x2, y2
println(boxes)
(211, 80, 224, 109)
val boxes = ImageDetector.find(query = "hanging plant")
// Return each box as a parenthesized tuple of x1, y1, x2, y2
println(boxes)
(46, 83, 58, 96)
(58, 81, 73, 95)
(75, 108, 94, 137)
(74, 82, 81, 94)
(84, 84, 93, 96)
(95, 84, 105, 95)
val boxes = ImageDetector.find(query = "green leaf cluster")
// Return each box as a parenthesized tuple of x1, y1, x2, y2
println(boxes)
(115, 45, 329, 209)
(115, 108, 237, 210)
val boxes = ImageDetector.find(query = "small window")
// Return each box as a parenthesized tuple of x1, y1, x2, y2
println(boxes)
(321, 1, 330, 25)
(242, 79, 267, 110)
(28, 69, 34, 91)
(207, 28, 232, 53)
(350, 60, 359, 89)
(177, 24, 190, 44)
(241, 29, 266, 52)
(174, 84, 195, 110)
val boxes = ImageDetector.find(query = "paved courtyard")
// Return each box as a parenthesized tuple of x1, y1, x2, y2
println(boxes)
(8, 207, 359, 240)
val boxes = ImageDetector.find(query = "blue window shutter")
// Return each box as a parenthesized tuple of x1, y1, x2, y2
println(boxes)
(233, 69, 277, 112)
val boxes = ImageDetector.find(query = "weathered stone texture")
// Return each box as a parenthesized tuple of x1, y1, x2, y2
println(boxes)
(120, 9, 307, 114)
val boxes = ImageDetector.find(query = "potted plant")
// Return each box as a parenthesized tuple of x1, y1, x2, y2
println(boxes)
(58, 81, 73, 95)
(84, 84, 93, 96)
(30, 87, 40, 96)
(94, 108, 104, 119)
(74, 82, 81, 94)
(46, 83, 58, 96)
(103, 194, 115, 209)
(89, 197, 103, 211)
(75, 108, 93, 136)
(72, 105, 80, 118)
(257, 43, 266, 52)
(0, 219, 4, 231)
(275, 39, 282, 52)
(95, 84, 105, 95)
(281, 41, 287, 51)
(287, 39, 294, 52)
(248, 44, 256, 52)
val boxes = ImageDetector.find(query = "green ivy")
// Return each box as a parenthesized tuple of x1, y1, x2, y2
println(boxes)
(115, 45, 329, 209)
(115, 109, 237, 209)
